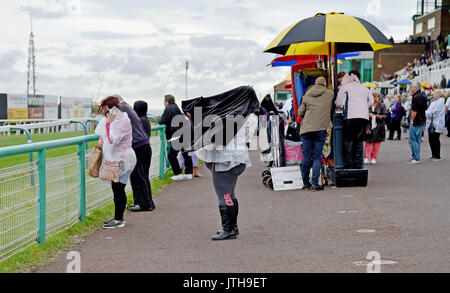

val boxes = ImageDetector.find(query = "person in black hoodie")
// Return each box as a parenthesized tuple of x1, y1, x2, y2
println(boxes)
(159, 95, 193, 180)
(113, 95, 155, 212)
(134, 101, 151, 138)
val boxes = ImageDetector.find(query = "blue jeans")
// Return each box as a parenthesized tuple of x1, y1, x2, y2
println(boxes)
(301, 130, 326, 186)
(409, 124, 425, 161)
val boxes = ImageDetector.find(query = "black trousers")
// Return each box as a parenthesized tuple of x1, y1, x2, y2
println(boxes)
(428, 131, 441, 159)
(447, 111, 450, 137)
(389, 119, 402, 140)
(130, 144, 155, 209)
(343, 118, 367, 169)
(112, 182, 127, 221)
(205, 163, 246, 206)
(168, 145, 193, 175)
(385, 114, 392, 131)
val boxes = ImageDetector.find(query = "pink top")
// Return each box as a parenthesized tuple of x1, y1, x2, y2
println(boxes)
(336, 74, 374, 120)
(106, 122, 112, 144)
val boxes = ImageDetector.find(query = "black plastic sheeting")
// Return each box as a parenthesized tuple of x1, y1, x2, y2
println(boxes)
(181, 86, 260, 151)
(260, 94, 278, 114)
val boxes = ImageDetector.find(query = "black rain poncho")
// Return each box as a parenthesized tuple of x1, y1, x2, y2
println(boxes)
(181, 86, 260, 151)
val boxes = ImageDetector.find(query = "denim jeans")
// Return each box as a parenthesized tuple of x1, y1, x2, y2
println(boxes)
(409, 124, 425, 161)
(301, 130, 327, 186)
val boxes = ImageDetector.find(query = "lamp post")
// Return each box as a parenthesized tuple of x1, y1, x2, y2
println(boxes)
(185, 60, 189, 100)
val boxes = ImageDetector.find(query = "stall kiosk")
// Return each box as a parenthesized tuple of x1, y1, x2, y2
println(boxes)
(291, 66, 368, 188)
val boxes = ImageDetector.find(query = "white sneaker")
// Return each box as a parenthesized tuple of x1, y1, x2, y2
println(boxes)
(408, 159, 421, 164)
(171, 174, 185, 181)
(183, 174, 193, 180)
(431, 158, 442, 162)
(364, 158, 370, 164)
(370, 159, 377, 164)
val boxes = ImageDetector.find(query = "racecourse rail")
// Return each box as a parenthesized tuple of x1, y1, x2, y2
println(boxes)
(0, 123, 169, 262)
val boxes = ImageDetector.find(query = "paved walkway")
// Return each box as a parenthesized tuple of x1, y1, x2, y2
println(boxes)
(37, 134, 450, 273)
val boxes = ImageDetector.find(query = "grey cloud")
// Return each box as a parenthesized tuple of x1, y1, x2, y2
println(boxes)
(64, 50, 164, 78)
(0, 50, 24, 70)
(189, 35, 259, 49)
(80, 31, 156, 40)
(65, 53, 125, 73)
(120, 55, 157, 76)
(19, 5, 68, 19)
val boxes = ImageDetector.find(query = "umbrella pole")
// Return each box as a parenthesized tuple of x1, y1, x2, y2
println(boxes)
(332, 43, 338, 94)
(328, 43, 332, 86)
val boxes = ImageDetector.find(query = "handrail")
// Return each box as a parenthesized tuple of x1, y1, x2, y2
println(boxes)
(9, 126, 35, 186)
(0, 134, 99, 246)
(0, 125, 169, 249)
(70, 120, 88, 136)
(0, 134, 100, 157)
(148, 116, 159, 126)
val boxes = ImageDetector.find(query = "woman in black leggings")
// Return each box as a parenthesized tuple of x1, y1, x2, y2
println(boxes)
(95, 96, 137, 229)
(196, 114, 258, 241)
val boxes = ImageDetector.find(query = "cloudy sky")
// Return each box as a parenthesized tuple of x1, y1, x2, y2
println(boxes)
(0, 0, 416, 114)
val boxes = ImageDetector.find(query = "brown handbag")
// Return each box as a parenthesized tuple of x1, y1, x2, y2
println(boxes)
(88, 146, 102, 178)
(99, 160, 120, 183)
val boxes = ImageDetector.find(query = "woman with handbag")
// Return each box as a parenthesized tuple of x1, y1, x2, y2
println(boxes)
(364, 92, 388, 165)
(95, 96, 137, 229)
(426, 90, 446, 161)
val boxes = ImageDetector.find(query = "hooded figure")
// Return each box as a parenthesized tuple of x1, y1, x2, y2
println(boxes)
(335, 73, 374, 121)
(123, 99, 154, 212)
(133, 100, 151, 139)
(335, 71, 374, 169)
(298, 81, 334, 136)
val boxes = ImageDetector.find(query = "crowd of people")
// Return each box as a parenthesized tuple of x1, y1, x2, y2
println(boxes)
(93, 92, 256, 241)
(91, 68, 450, 237)
(381, 32, 449, 83)
(296, 70, 449, 194)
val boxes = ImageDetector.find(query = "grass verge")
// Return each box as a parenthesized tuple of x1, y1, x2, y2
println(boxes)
(0, 170, 175, 273)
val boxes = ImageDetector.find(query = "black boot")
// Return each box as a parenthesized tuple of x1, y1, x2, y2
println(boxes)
(211, 206, 237, 241)
(216, 199, 239, 235)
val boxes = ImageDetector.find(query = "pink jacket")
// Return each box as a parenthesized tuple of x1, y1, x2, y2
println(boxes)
(335, 74, 374, 120)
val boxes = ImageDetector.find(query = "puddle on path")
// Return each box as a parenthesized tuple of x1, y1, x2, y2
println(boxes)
(357, 229, 376, 233)
(353, 260, 397, 266)
(338, 210, 364, 214)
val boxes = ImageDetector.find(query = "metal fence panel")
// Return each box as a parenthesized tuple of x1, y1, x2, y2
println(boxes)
(0, 162, 38, 260)
(0, 125, 168, 263)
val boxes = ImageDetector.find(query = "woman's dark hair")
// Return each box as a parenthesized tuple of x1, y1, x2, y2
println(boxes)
(349, 70, 361, 80)
(97, 96, 120, 115)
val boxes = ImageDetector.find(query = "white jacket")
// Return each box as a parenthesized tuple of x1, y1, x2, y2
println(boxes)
(95, 112, 137, 175)
(426, 98, 446, 133)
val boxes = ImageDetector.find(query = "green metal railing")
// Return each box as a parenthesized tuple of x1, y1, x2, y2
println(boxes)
(0, 124, 169, 259)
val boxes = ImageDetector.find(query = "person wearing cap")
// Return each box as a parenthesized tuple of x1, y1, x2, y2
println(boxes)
(298, 76, 334, 191)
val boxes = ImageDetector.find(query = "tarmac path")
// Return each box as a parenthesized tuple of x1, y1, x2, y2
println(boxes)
(37, 133, 450, 273)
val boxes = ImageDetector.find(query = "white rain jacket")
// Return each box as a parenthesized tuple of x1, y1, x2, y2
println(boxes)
(426, 98, 446, 133)
(95, 112, 137, 177)
(196, 114, 258, 170)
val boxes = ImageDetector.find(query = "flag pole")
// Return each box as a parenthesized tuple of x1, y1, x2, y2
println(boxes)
(185, 60, 188, 100)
